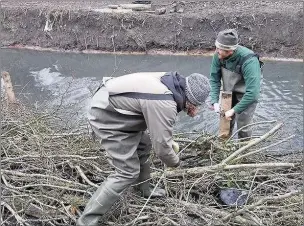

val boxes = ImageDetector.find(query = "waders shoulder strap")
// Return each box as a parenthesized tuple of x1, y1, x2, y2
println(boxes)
(235, 53, 264, 75)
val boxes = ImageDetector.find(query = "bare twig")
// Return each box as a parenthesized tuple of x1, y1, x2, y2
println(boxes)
(1, 154, 100, 162)
(223, 190, 302, 221)
(226, 120, 277, 143)
(221, 123, 283, 164)
(234, 134, 295, 161)
(152, 162, 295, 178)
(1, 202, 30, 226)
(1, 169, 87, 187)
(131, 134, 206, 225)
(75, 165, 98, 188)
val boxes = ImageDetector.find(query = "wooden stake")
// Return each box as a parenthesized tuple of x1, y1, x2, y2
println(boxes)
(219, 91, 232, 139)
(1, 71, 17, 104)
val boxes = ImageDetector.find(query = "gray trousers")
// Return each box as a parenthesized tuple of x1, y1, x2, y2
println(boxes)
(88, 107, 152, 194)
(230, 93, 257, 139)
(77, 107, 152, 225)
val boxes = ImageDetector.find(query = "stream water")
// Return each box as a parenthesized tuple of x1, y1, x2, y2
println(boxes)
(1, 48, 303, 154)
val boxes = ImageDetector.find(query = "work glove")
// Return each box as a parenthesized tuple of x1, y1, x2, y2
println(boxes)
(172, 141, 180, 153)
(165, 142, 180, 171)
(213, 103, 220, 113)
(225, 108, 235, 120)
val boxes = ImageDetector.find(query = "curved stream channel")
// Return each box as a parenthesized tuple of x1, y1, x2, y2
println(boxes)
(1, 49, 303, 154)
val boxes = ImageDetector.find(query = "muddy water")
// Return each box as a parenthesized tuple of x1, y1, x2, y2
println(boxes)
(1, 48, 303, 153)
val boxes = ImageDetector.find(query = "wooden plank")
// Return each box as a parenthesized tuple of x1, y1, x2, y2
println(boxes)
(1, 71, 17, 104)
(219, 91, 232, 139)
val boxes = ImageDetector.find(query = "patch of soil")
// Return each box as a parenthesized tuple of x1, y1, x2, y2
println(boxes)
(0, 0, 303, 58)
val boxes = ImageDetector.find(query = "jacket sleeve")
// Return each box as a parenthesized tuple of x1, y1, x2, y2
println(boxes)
(209, 54, 222, 104)
(233, 57, 261, 113)
(141, 99, 179, 167)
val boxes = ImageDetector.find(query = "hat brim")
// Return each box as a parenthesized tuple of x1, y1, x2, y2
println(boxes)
(215, 40, 238, 50)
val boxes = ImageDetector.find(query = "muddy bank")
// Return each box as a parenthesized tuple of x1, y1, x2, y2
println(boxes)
(0, 0, 303, 58)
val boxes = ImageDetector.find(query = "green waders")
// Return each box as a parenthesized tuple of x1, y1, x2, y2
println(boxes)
(221, 67, 257, 139)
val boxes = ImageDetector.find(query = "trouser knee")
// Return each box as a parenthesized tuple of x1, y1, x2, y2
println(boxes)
(107, 169, 140, 194)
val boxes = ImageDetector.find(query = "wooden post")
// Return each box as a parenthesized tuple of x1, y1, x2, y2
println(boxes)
(219, 91, 232, 139)
(1, 71, 17, 104)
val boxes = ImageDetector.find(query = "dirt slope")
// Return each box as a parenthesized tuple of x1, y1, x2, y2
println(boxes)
(0, 0, 303, 58)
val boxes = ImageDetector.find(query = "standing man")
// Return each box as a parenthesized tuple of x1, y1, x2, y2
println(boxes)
(209, 29, 263, 139)
(77, 71, 210, 226)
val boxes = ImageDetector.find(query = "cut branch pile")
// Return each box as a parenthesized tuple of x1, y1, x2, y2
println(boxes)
(1, 102, 303, 226)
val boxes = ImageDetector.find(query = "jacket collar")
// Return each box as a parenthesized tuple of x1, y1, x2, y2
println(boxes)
(160, 71, 186, 112)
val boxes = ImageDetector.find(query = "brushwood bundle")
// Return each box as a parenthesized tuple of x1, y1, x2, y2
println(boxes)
(1, 103, 302, 226)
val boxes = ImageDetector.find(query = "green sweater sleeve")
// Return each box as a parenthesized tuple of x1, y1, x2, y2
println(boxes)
(209, 54, 222, 104)
(233, 57, 261, 113)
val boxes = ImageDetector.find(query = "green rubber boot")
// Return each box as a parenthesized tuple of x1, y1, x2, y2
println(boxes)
(76, 186, 120, 226)
(137, 162, 166, 198)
